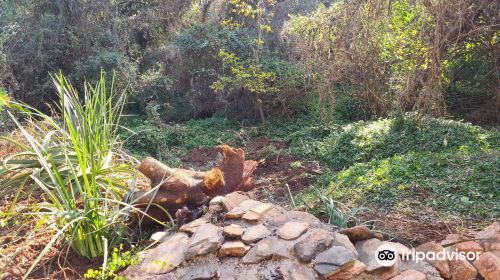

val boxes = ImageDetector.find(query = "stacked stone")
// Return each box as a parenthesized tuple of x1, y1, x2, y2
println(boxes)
(122, 192, 500, 280)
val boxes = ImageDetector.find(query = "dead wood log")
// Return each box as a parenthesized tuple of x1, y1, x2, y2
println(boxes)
(130, 145, 257, 225)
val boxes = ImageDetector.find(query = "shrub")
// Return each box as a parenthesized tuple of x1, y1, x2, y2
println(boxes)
(0, 73, 140, 277)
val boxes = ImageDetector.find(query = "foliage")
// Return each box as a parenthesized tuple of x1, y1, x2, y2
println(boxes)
(212, 49, 278, 95)
(286, 0, 499, 120)
(313, 187, 369, 228)
(0, 74, 138, 277)
(289, 114, 493, 170)
(84, 244, 139, 280)
(326, 148, 499, 220)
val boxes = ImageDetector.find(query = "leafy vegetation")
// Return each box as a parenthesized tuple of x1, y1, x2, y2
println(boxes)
(0, 0, 498, 278)
(0, 74, 139, 277)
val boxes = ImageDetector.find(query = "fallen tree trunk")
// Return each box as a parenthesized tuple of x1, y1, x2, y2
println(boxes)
(129, 145, 257, 225)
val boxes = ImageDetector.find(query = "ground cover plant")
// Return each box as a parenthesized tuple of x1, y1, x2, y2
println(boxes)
(0, 74, 145, 278)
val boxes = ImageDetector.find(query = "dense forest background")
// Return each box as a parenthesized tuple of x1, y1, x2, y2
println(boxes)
(0, 0, 498, 125)
(0, 1, 499, 278)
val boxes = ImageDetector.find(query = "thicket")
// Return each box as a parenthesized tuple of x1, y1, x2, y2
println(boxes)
(1, 0, 496, 124)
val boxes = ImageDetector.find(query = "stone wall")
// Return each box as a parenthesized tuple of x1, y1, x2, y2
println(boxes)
(123, 192, 500, 280)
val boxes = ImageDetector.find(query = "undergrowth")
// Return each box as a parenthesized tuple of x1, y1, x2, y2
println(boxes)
(122, 112, 499, 224)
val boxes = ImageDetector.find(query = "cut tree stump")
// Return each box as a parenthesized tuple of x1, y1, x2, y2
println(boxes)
(129, 145, 257, 225)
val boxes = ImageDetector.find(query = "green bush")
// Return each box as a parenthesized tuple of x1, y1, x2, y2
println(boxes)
(0, 73, 139, 278)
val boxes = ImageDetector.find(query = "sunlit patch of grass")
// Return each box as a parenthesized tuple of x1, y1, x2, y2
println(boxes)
(327, 149, 499, 220)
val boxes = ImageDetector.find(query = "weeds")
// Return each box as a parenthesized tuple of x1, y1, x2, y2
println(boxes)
(313, 187, 369, 228)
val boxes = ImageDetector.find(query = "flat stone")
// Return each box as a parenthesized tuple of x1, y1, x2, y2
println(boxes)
(242, 203, 273, 222)
(332, 232, 358, 256)
(225, 207, 246, 219)
(455, 240, 484, 254)
(185, 223, 224, 259)
(150, 231, 169, 242)
(449, 258, 478, 280)
(324, 260, 366, 280)
(476, 222, 500, 246)
(237, 199, 262, 211)
(286, 264, 318, 280)
(355, 238, 385, 272)
(313, 246, 358, 277)
(484, 242, 500, 259)
(138, 233, 190, 275)
(180, 261, 218, 280)
(391, 269, 426, 280)
(241, 236, 290, 264)
(473, 252, 500, 280)
(416, 241, 450, 279)
(242, 237, 274, 264)
(277, 221, 309, 240)
(267, 211, 325, 230)
(294, 229, 335, 262)
(242, 211, 262, 222)
(219, 240, 250, 257)
(339, 226, 381, 242)
(398, 259, 444, 280)
(179, 218, 207, 234)
(223, 224, 244, 238)
(242, 224, 271, 244)
(223, 192, 249, 211)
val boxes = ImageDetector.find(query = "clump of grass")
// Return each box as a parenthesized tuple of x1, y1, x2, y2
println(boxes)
(313, 187, 369, 228)
(0, 73, 139, 277)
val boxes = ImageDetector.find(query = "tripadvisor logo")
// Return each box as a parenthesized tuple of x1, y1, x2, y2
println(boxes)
(375, 242, 482, 267)
(375, 243, 398, 267)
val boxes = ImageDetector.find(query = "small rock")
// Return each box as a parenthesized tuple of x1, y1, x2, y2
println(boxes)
(242, 237, 274, 264)
(223, 192, 250, 211)
(398, 259, 443, 280)
(286, 264, 318, 280)
(449, 258, 477, 280)
(223, 224, 244, 238)
(473, 252, 500, 280)
(332, 232, 358, 256)
(179, 218, 207, 234)
(242, 224, 271, 244)
(225, 207, 246, 219)
(267, 211, 325, 229)
(277, 221, 309, 240)
(219, 240, 250, 257)
(340, 226, 381, 242)
(484, 242, 500, 259)
(294, 229, 335, 262)
(391, 269, 426, 280)
(150, 231, 169, 242)
(455, 240, 484, 254)
(242, 203, 273, 222)
(180, 261, 218, 280)
(185, 223, 224, 259)
(355, 238, 386, 272)
(242, 211, 262, 222)
(313, 246, 358, 277)
(476, 222, 500, 246)
(324, 260, 366, 280)
(241, 236, 290, 264)
(137, 233, 189, 275)
(209, 196, 224, 205)
(416, 241, 451, 279)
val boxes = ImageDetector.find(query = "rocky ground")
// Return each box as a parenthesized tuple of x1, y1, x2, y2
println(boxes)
(122, 192, 500, 280)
